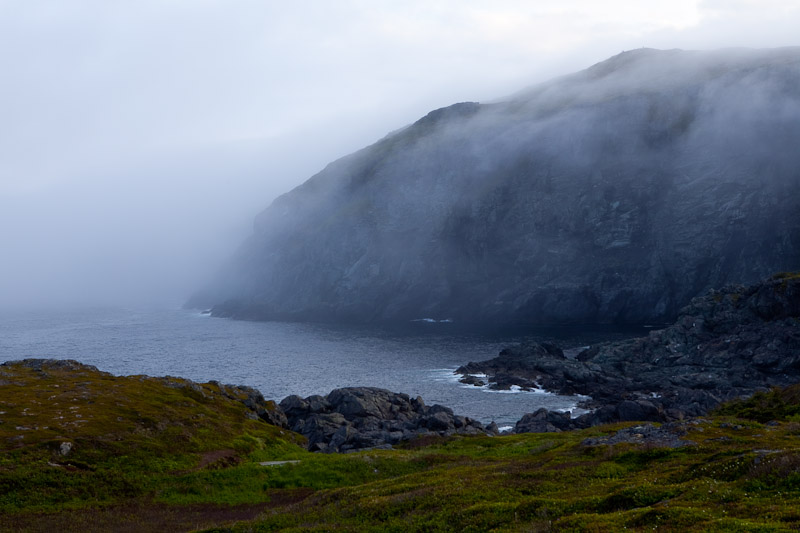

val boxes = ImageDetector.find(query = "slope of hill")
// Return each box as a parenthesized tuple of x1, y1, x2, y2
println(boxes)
(4, 358, 800, 531)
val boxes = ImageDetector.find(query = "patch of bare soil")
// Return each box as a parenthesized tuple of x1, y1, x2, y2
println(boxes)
(196, 449, 241, 470)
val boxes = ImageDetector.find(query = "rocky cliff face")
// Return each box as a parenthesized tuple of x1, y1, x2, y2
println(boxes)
(195, 48, 800, 325)
(456, 272, 800, 430)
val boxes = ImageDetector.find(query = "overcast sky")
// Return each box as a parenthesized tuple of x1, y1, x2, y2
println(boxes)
(1, 0, 799, 308)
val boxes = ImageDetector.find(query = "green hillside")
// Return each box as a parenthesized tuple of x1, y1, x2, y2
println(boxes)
(2, 359, 800, 532)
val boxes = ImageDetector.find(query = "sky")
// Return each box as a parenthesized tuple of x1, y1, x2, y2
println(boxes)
(1, 0, 799, 308)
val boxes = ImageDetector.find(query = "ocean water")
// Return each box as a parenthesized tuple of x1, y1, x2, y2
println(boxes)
(0, 307, 646, 427)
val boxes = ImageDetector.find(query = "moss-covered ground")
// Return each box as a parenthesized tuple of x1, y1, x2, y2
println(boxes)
(2, 361, 800, 532)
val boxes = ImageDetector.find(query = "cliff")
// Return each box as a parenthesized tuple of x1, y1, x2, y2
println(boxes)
(194, 47, 800, 325)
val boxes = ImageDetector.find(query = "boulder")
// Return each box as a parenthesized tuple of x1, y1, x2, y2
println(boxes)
(280, 387, 487, 452)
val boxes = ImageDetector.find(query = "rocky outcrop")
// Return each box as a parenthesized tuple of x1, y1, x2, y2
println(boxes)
(1, 358, 105, 376)
(192, 47, 800, 326)
(209, 381, 289, 429)
(139, 375, 290, 428)
(279, 387, 487, 452)
(457, 273, 800, 431)
(580, 422, 697, 449)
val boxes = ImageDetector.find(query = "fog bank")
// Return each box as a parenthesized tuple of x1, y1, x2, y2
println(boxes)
(1, 1, 799, 308)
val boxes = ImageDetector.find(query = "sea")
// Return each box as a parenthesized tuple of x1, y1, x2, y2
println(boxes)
(0, 307, 647, 428)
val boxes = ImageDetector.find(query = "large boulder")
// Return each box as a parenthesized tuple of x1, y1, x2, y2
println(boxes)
(279, 387, 487, 452)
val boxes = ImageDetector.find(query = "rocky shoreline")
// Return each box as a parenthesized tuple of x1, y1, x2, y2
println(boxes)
(457, 272, 800, 433)
(6, 274, 797, 452)
(211, 273, 799, 448)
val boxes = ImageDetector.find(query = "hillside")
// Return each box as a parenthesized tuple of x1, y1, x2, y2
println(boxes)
(0, 359, 304, 531)
(3, 359, 800, 531)
(193, 47, 800, 325)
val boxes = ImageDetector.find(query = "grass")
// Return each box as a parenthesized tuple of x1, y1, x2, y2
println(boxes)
(0, 360, 308, 529)
(3, 360, 800, 531)
(715, 383, 800, 423)
(223, 423, 800, 532)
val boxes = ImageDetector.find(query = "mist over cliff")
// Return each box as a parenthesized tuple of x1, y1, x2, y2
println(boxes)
(193, 48, 800, 325)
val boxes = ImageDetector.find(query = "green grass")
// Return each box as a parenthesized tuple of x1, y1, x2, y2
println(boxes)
(715, 383, 800, 423)
(222, 424, 800, 532)
(4, 360, 800, 532)
(0, 361, 306, 514)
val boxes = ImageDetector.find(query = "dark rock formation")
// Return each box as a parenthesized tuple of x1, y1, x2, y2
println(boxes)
(581, 422, 697, 449)
(279, 387, 487, 452)
(209, 381, 289, 429)
(1, 358, 104, 375)
(191, 47, 800, 326)
(457, 273, 800, 431)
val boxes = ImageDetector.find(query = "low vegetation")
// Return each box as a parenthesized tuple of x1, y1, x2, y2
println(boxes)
(715, 383, 800, 423)
(2, 360, 800, 531)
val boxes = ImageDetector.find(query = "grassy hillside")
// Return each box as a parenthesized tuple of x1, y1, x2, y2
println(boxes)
(2, 360, 800, 532)
(715, 383, 800, 423)
(0, 359, 307, 530)
(213, 422, 800, 532)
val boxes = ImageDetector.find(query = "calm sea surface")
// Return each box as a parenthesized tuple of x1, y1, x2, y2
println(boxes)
(0, 307, 647, 427)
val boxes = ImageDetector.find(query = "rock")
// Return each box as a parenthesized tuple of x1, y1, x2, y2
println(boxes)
(280, 395, 310, 418)
(302, 412, 348, 450)
(581, 423, 695, 449)
(428, 404, 454, 417)
(305, 395, 330, 413)
(515, 410, 560, 433)
(424, 411, 453, 431)
(411, 396, 425, 411)
(213, 382, 288, 428)
(459, 375, 485, 387)
(515, 408, 578, 433)
(329, 424, 358, 451)
(280, 387, 488, 452)
(616, 401, 646, 422)
(462, 274, 800, 431)
(1, 359, 104, 376)
(309, 441, 329, 453)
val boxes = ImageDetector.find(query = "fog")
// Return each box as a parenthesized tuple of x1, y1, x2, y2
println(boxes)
(1, 1, 799, 308)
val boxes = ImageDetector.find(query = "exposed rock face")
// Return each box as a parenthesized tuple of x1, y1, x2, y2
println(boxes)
(279, 387, 487, 452)
(457, 273, 800, 431)
(193, 47, 800, 325)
